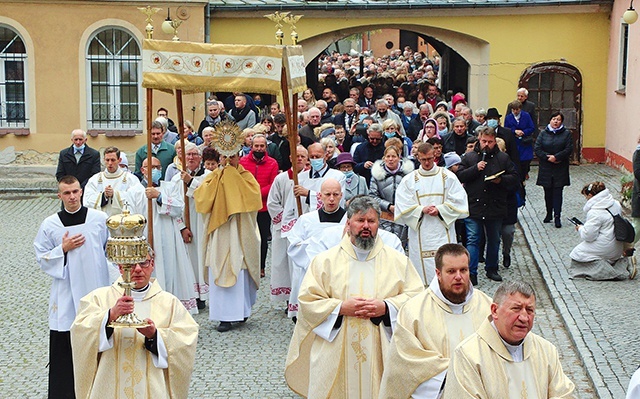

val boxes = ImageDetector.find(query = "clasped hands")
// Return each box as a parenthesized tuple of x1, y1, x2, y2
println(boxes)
(340, 297, 386, 319)
(110, 295, 156, 338)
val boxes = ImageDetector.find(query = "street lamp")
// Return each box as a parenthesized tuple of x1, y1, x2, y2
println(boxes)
(161, 8, 183, 41)
(624, 0, 638, 24)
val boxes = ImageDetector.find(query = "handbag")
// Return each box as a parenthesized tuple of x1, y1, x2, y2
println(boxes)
(606, 208, 635, 243)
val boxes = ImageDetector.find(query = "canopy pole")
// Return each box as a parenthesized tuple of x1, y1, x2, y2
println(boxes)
(146, 88, 154, 248)
(280, 68, 302, 215)
(175, 89, 190, 230)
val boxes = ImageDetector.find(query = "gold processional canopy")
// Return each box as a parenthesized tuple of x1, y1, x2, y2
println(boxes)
(141, 39, 307, 95)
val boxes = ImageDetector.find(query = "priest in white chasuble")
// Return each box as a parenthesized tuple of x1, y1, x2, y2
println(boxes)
(380, 243, 492, 399)
(83, 146, 145, 216)
(285, 196, 423, 399)
(444, 281, 575, 399)
(71, 249, 198, 399)
(194, 151, 262, 332)
(395, 142, 468, 285)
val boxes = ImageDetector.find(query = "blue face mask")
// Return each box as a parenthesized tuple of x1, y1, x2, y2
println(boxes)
(384, 132, 395, 139)
(487, 119, 499, 129)
(310, 158, 325, 172)
(151, 169, 162, 184)
(254, 100, 261, 106)
(359, 114, 367, 122)
(344, 170, 354, 178)
(439, 127, 448, 135)
(73, 143, 86, 151)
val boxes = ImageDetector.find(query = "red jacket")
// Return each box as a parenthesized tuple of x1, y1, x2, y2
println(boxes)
(240, 152, 279, 212)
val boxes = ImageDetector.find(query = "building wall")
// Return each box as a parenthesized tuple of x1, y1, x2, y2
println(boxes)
(0, 1, 206, 155)
(606, 0, 640, 171)
(211, 6, 611, 161)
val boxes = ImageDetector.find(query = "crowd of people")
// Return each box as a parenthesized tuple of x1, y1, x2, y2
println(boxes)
(37, 45, 640, 398)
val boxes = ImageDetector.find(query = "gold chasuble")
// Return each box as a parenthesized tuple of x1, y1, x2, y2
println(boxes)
(71, 279, 199, 399)
(444, 319, 575, 399)
(194, 164, 262, 288)
(285, 235, 423, 399)
(379, 288, 492, 399)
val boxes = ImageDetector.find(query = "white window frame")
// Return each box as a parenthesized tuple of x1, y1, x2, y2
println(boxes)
(0, 25, 28, 128)
(86, 27, 141, 130)
(618, 21, 630, 92)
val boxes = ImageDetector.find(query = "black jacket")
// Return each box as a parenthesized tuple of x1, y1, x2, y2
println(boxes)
(534, 126, 573, 188)
(56, 145, 101, 188)
(456, 144, 519, 220)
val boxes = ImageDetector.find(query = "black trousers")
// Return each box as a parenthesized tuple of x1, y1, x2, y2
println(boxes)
(257, 211, 271, 270)
(544, 186, 564, 216)
(49, 330, 75, 399)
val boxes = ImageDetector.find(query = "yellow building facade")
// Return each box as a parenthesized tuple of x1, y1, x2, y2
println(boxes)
(211, 3, 611, 161)
(0, 0, 207, 155)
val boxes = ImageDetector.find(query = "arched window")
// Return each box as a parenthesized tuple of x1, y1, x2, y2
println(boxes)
(87, 27, 141, 130)
(0, 25, 27, 127)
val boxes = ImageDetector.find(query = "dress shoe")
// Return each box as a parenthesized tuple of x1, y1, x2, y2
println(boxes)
(196, 299, 206, 310)
(470, 274, 478, 286)
(216, 322, 233, 332)
(486, 270, 503, 282)
(503, 254, 511, 268)
(554, 216, 562, 228)
(543, 212, 552, 223)
(478, 255, 485, 263)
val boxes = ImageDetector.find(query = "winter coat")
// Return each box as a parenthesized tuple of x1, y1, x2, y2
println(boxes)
(456, 143, 519, 220)
(369, 159, 414, 239)
(534, 126, 572, 188)
(442, 131, 472, 156)
(239, 152, 279, 212)
(570, 189, 624, 263)
(504, 111, 536, 161)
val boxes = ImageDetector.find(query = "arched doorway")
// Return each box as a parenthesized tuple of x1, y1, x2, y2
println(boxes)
(299, 25, 489, 109)
(519, 63, 582, 163)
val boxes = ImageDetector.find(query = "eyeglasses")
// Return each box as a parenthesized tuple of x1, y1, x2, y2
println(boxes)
(369, 137, 382, 142)
(133, 260, 152, 269)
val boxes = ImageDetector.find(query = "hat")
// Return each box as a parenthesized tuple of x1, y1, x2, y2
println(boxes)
(486, 108, 502, 119)
(443, 152, 462, 169)
(321, 127, 336, 138)
(119, 152, 129, 167)
(335, 152, 356, 167)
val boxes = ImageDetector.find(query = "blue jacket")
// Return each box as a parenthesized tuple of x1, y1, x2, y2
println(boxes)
(504, 111, 536, 161)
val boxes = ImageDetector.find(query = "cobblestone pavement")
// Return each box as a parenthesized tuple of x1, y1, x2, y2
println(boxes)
(2, 163, 632, 397)
(520, 164, 640, 399)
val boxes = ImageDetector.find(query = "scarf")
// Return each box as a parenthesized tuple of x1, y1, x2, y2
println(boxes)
(546, 124, 565, 134)
(231, 106, 251, 122)
(205, 115, 220, 127)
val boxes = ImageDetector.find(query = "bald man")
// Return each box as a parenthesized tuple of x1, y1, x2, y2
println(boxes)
(286, 178, 347, 319)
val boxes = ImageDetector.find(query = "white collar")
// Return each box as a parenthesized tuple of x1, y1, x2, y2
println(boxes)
(491, 320, 525, 362)
(428, 277, 474, 315)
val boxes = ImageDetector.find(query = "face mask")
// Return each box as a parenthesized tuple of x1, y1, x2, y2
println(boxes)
(254, 100, 261, 106)
(487, 119, 499, 129)
(359, 114, 367, 122)
(384, 132, 395, 139)
(151, 169, 162, 184)
(378, 111, 388, 118)
(310, 158, 324, 172)
(417, 99, 426, 104)
(73, 143, 85, 151)
(253, 151, 265, 160)
(344, 170, 354, 178)
(439, 127, 448, 135)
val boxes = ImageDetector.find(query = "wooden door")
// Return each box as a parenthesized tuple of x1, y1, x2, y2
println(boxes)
(519, 63, 582, 163)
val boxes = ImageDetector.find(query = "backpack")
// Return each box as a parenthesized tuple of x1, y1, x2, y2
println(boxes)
(606, 208, 636, 243)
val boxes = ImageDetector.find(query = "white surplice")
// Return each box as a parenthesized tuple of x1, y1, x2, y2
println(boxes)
(267, 169, 298, 301)
(34, 208, 111, 331)
(140, 180, 198, 314)
(286, 209, 347, 317)
(395, 165, 468, 285)
(83, 168, 146, 216)
(174, 171, 209, 300)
